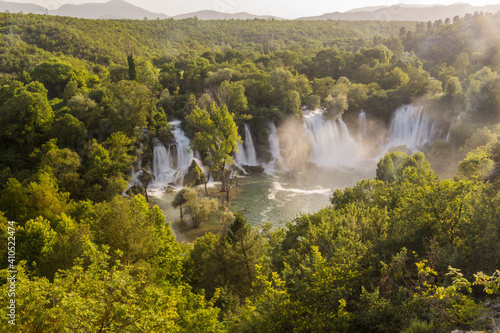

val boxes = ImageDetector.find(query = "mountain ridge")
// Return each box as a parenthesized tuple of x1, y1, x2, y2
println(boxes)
(51, 0, 169, 20)
(0, 0, 170, 19)
(1, 0, 500, 21)
(297, 3, 500, 21)
(172, 10, 283, 20)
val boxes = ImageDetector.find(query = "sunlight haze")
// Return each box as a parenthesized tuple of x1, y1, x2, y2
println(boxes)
(6, 0, 500, 18)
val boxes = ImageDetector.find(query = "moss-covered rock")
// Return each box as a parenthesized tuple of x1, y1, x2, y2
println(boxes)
(242, 164, 265, 173)
(183, 160, 205, 187)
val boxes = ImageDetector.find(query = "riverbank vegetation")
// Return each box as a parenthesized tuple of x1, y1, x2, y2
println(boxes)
(0, 11, 500, 332)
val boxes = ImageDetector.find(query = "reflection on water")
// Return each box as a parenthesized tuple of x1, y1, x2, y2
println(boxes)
(229, 162, 376, 227)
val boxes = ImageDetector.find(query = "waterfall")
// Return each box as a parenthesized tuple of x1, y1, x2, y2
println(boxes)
(150, 120, 194, 191)
(235, 123, 259, 166)
(303, 109, 361, 168)
(264, 121, 284, 173)
(124, 144, 145, 194)
(445, 113, 461, 142)
(170, 119, 193, 169)
(385, 105, 436, 152)
(151, 144, 175, 185)
(357, 110, 367, 141)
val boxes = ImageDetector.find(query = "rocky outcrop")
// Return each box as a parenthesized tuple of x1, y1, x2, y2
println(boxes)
(182, 160, 205, 187)
(242, 164, 265, 173)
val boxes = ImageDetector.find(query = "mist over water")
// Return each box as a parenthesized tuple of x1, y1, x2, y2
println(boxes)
(303, 109, 363, 168)
(148, 104, 445, 226)
(230, 108, 377, 226)
(229, 164, 375, 226)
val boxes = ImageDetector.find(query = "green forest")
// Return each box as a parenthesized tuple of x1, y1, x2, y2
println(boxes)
(0, 11, 500, 332)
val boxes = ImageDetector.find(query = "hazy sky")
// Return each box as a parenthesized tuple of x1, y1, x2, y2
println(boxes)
(9, 0, 500, 18)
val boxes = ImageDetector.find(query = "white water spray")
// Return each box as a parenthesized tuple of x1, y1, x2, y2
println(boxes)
(303, 109, 361, 168)
(235, 123, 259, 166)
(358, 110, 368, 141)
(385, 105, 437, 152)
(149, 120, 194, 192)
(265, 121, 284, 173)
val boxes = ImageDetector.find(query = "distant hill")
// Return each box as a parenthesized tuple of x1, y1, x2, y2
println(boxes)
(297, 3, 500, 21)
(0, 0, 45, 14)
(0, 0, 169, 19)
(2, 1, 499, 22)
(172, 10, 283, 20)
(51, 0, 169, 20)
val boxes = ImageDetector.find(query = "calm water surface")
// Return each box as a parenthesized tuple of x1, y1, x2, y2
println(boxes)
(229, 162, 376, 227)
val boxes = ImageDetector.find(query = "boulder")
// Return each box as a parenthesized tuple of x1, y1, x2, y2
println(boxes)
(182, 160, 205, 187)
(242, 164, 265, 173)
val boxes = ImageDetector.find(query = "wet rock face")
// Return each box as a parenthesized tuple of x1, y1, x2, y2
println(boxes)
(242, 165, 265, 173)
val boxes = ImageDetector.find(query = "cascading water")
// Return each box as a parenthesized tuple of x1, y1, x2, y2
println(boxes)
(303, 109, 361, 168)
(149, 120, 194, 192)
(264, 121, 284, 173)
(171, 120, 193, 169)
(385, 104, 437, 152)
(357, 110, 368, 141)
(445, 114, 461, 142)
(235, 124, 259, 166)
(151, 144, 175, 185)
(124, 144, 145, 194)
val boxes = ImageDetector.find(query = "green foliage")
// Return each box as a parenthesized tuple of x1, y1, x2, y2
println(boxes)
(49, 113, 88, 150)
(31, 58, 78, 99)
(172, 187, 189, 219)
(80, 139, 130, 202)
(444, 76, 462, 96)
(0, 178, 29, 222)
(25, 169, 71, 222)
(465, 67, 500, 122)
(376, 151, 437, 184)
(40, 145, 82, 196)
(180, 188, 218, 228)
(226, 214, 262, 297)
(220, 80, 248, 115)
(324, 93, 348, 119)
(187, 103, 241, 192)
(381, 67, 410, 90)
(127, 54, 137, 81)
(458, 147, 495, 180)
(0, 241, 222, 332)
(0, 81, 53, 152)
(93, 195, 182, 282)
(308, 49, 346, 79)
(17, 216, 57, 268)
(102, 80, 156, 136)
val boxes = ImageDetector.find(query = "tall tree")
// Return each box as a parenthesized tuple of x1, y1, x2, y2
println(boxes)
(186, 103, 241, 193)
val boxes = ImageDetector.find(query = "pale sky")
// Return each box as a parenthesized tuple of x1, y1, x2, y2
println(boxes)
(8, 0, 500, 18)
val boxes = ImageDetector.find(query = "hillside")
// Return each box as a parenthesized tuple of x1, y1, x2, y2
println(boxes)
(298, 3, 500, 21)
(0, 12, 416, 68)
(0, 0, 45, 14)
(51, 0, 169, 20)
(172, 10, 282, 20)
(0, 0, 169, 19)
(2, 1, 500, 22)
